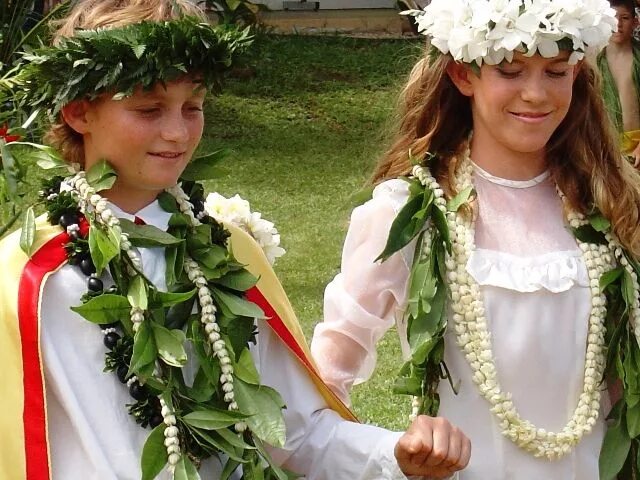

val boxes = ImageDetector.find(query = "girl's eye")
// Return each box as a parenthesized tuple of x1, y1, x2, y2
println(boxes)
(497, 69, 521, 78)
(547, 70, 569, 78)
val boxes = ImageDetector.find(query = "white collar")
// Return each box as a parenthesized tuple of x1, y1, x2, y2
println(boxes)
(108, 200, 172, 231)
(472, 161, 551, 189)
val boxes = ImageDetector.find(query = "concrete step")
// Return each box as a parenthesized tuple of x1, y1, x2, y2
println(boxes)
(258, 8, 415, 35)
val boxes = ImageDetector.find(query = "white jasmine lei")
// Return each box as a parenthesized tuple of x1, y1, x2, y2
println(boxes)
(403, 0, 617, 66)
(405, 152, 640, 459)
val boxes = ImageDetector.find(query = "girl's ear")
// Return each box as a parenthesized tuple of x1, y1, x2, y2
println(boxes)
(572, 60, 583, 81)
(446, 61, 474, 97)
(61, 100, 92, 134)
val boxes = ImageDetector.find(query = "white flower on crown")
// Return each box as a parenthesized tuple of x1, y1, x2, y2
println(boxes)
(204, 192, 285, 265)
(404, 0, 617, 66)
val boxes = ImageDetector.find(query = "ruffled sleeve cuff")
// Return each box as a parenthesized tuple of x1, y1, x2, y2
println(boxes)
(466, 248, 589, 293)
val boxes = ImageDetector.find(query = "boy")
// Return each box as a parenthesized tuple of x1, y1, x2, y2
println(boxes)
(0, 1, 469, 479)
(598, 0, 640, 165)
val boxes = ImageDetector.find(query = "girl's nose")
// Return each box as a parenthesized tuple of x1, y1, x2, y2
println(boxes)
(520, 75, 546, 103)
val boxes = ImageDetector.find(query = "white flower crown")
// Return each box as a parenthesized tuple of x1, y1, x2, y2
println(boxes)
(404, 0, 618, 66)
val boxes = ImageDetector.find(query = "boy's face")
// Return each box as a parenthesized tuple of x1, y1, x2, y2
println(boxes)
(80, 79, 205, 209)
(611, 5, 637, 44)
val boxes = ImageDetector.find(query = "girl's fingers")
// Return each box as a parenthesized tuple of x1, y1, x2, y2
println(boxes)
(440, 429, 462, 468)
(424, 419, 451, 467)
(458, 435, 472, 469)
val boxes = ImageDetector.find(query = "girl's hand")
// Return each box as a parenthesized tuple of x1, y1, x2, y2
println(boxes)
(394, 415, 471, 478)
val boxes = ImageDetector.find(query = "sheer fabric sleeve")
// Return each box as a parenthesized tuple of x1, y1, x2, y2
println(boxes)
(311, 179, 413, 405)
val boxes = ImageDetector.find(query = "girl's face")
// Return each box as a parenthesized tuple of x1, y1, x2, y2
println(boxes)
(71, 79, 205, 212)
(450, 52, 577, 168)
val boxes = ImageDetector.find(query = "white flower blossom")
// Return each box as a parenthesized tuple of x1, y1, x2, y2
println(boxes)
(204, 192, 285, 265)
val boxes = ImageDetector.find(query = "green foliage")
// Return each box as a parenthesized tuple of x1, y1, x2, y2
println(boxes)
(379, 171, 457, 416)
(140, 425, 168, 480)
(0, 1, 69, 237)
(200, 0, 265, 26)
(547, 218, 640, 478)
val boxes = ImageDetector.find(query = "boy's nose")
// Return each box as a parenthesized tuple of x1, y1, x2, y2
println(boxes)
(162, 114, 189, 142)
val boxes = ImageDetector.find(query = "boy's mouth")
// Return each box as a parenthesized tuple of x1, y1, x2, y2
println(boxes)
(149, 151, 185, 158)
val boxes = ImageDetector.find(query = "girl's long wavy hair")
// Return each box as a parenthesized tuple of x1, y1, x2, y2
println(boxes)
(45, 0, 207, 167)
(372, 52, 640, 258)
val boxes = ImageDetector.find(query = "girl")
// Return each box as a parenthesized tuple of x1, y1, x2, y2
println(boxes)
(311, 0, 640, 478)
(0, 0, 459, 479)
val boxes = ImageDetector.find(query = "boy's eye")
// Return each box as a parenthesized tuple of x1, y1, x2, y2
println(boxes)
(136, 107, 160, 115)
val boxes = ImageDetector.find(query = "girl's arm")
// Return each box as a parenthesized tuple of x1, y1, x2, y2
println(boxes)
(311, 179, 414, 404)
(257, 317, 470, 479)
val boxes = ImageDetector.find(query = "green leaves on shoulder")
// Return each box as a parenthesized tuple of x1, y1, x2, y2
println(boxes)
(180, 150, 229, 182)
(377, 179, 473, 263)
(376, 178, 433, 263)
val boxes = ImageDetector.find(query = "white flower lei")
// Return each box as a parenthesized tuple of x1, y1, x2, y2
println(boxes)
(64, 175, 255, 473)
(410, 151, 640, 459)
(403, 0, 617, 66)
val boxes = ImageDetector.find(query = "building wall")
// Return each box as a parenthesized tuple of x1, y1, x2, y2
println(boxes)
(257, 0, 396, 10)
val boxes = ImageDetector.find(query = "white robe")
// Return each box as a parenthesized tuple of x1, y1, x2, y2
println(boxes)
(41, 200, 408, 480)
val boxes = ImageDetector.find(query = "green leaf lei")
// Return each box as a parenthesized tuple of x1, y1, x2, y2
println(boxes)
(380, 155, 640, 478)
(38, 160, 296, 479)
(18, 15, 252, 116)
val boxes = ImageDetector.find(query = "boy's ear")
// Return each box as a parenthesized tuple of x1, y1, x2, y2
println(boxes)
(61, 100, 92, 134)
(446, 61, 474, 97)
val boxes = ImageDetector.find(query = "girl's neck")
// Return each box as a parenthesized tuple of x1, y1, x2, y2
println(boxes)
(469, 136, 548, 181)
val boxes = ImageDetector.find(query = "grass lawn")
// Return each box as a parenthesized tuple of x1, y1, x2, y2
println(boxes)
(202, 34, 423, 430)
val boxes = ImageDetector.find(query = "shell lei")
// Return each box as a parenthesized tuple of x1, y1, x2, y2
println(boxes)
(394, 152, 640, 462)
(43, 161, 289, 479)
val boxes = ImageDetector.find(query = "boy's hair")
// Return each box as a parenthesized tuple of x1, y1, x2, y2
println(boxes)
(371, 52, 640, 258)
(45, 0, 207, 166)
(609, 0, 637, 16)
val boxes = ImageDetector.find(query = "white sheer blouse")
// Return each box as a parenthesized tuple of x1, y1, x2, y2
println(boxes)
(311, 164, 606, 480)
